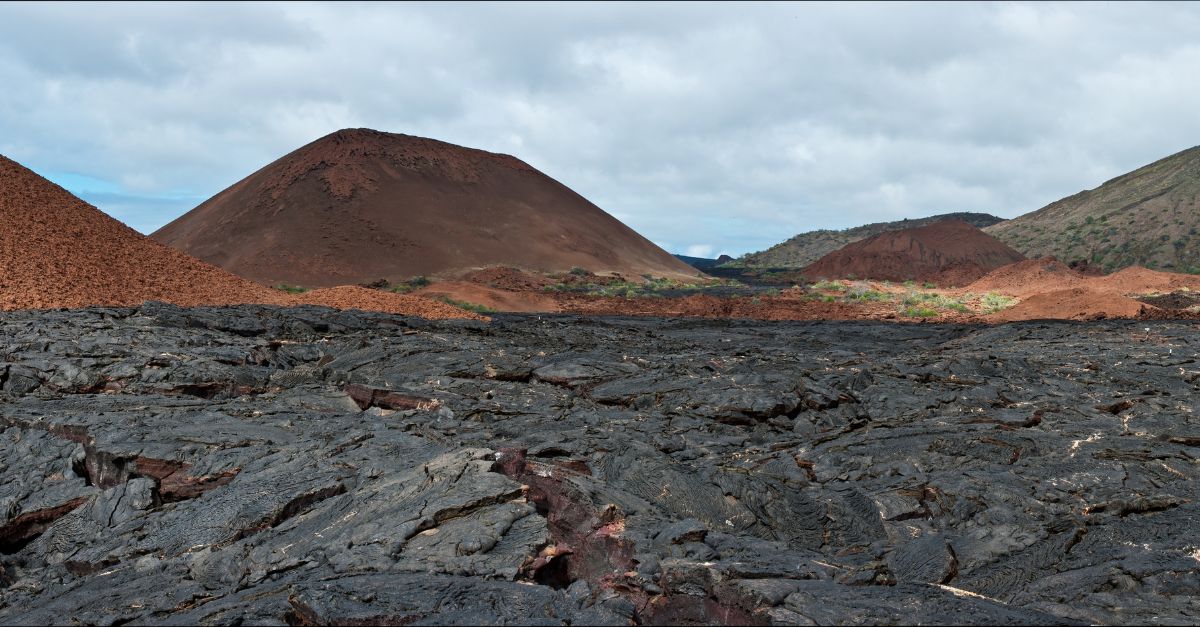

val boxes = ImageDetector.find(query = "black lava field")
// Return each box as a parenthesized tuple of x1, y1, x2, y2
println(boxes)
(1, 305, 1198, 625)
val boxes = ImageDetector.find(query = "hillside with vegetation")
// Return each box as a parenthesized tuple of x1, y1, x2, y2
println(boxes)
(985, 145, 1200, 273)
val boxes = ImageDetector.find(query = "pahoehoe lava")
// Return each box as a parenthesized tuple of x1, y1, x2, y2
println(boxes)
(1, 304, 1198, 625)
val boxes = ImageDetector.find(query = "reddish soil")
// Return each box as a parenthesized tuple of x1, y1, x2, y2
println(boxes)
(414, 282, 560, 314)
(1089, 266, 1200, 293)
(0, 155, 481, 320)
(967, 258, 1200, 320)
(969, 258, 1200, 299)
(801, 220, 1026, 286)
(296, 286, 485, 320)
(990, 287, 1154, 322)
(965, 257, 1086, 297)
(152, 128, 701, 287)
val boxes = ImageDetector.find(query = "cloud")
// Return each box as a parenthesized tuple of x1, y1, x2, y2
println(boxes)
(2, 2, 1199, 255)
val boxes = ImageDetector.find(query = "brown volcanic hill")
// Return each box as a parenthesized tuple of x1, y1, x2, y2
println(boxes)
(801, 219, 1026, 286)
(733, 212, 1005, 268)
(0, 154, 291, 310)
(153, 128, 700, 287)
(985, 145, 1200, 272)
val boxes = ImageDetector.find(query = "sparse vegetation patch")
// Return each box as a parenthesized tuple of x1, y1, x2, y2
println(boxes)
(435, 296, 497, 314)
(389, 276, 432, 293)
(980, 292, 1017, 314)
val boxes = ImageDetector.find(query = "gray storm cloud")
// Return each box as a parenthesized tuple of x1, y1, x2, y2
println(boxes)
(1, 1, 1198, 256)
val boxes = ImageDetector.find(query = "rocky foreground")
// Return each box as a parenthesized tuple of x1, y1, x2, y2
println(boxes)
(1, 305, 1198, 625)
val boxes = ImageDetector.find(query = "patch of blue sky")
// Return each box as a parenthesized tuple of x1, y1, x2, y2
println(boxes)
(41, 170, 201, 234)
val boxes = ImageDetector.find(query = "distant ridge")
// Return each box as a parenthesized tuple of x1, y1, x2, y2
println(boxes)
(985, 145, 1200, 273)
(674, 254, 733, 270)
(734, 212, 1004, 268)
(154, 128, 699, 287)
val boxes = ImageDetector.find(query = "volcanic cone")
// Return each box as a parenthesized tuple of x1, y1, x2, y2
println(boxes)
(153, 129, 699, 287)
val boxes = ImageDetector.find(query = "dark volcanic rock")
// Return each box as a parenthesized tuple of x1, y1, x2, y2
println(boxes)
(1, 304, 1198, 625)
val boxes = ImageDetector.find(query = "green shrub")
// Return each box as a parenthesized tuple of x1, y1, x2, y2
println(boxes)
(902, 306, 939, 318)
(902, 291, 968, 312)
(811, 280, 847, 292)
(846, 287, 889, 302)
(569, 266, 589, 276)
(980, 292, 1016, 313)
(273, 284, 308, 294)
(390, 276, 431, 293)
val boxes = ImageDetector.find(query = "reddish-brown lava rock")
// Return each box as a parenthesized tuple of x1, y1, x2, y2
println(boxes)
(0, 498, 88, 553)
(133, 457, 240, 502)
(492, 448, 637, 590)
(343, 384, 442, 412)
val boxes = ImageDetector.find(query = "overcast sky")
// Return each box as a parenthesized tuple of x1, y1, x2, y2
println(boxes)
(2, 2, 1199, 258)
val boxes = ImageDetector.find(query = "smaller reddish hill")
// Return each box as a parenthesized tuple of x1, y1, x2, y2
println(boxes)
(801, 219, 1026, 286)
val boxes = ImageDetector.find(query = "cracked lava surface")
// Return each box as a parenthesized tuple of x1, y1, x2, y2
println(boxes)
(1, 304, 1198, 625)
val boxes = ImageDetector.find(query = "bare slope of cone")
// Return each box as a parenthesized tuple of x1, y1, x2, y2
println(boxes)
(0, 155, 290, 310)
(801, 219, 1026, 286)
(153, 129, 700, 287)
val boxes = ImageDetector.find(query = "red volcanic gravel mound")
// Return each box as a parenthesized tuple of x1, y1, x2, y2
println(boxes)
(990, 287, 1154, 322)
(153, 128, 700, 287)
(966, 257, 1087, 297)
(802, 219, 1026, 286)
(1089, 266, 1200, 294)
(0, 155, 291, 311)
(971, 259, 1200, 302)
